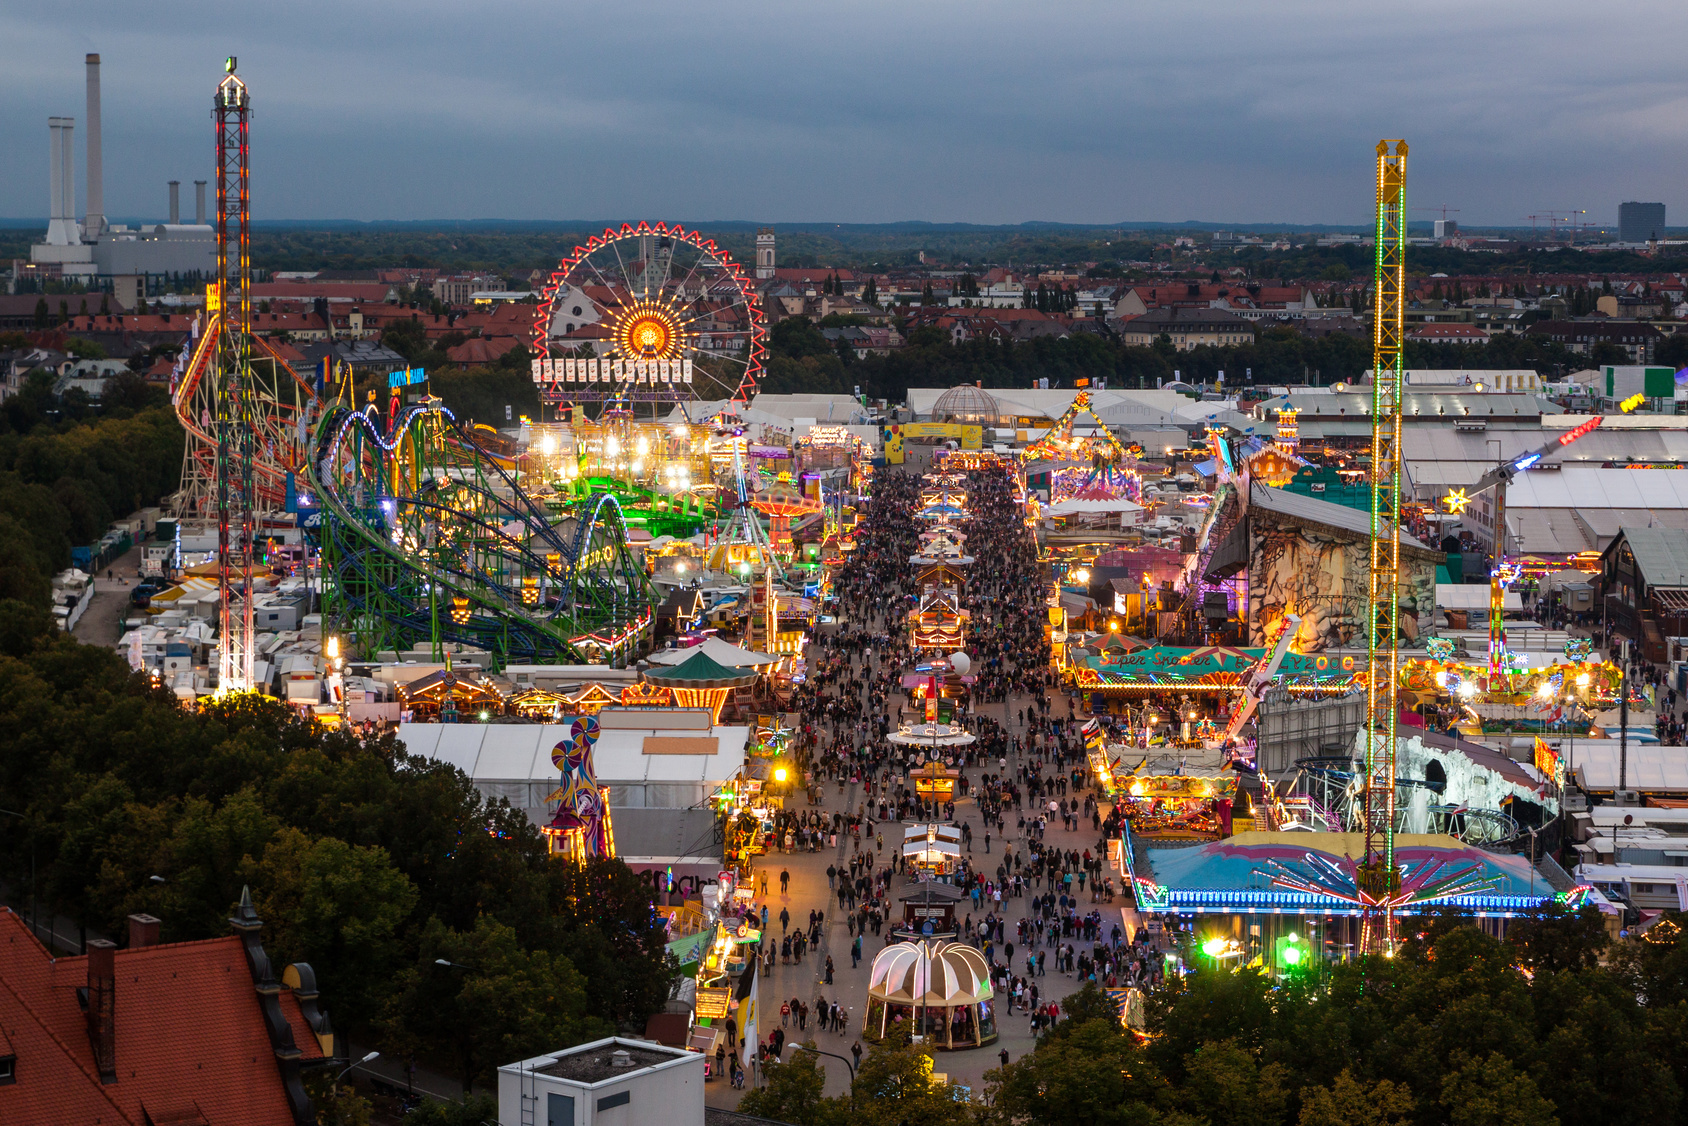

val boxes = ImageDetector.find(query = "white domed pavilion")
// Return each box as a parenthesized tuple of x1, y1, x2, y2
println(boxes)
(863, 939, 996, 1048)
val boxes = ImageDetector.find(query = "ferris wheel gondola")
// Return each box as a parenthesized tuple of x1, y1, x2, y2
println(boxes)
(529, 222, 767, 410)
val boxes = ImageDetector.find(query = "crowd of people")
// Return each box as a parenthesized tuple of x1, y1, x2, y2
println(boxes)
(736, 457, 1164, 1078)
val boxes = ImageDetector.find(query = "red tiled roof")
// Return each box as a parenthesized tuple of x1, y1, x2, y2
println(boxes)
(446, 337, 507, 366)
(771, 268, 856, 284)
(0, 908, 323, 1126)
(60, 314, 196, 336)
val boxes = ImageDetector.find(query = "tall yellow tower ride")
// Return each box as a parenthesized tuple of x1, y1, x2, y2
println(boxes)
(1361, 140, 1408, 956)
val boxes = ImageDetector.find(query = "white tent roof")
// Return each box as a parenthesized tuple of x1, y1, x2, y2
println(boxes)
(1571, 743, 1688, 793)
(647, 637, 780, 668)
(396, 721, 749, 786)
(1044, 498, 1145, 517)
(1436, 583, 1523, 612)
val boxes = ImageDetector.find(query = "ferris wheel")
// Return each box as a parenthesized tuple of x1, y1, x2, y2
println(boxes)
(530, 222, 767, 408)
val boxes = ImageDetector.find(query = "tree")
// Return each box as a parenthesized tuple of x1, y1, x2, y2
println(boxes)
(1504, 903, 1608, 975)
(1176, 1039, 1289, 1126)
(987, 1017, 1163, 1126)
(1439, 1052, 1558, 1126)
(770, 316, 832, 359)
(250, 828, 418, 1028)
(401, 1095, 499, 1126)
(739, 1040, 827, 1125)
(1298, 1070, 1414, 1126)
(824, 1036, 974, 1126)
(379, 915, 610, 1093)
(1589, 341, 1628, 365)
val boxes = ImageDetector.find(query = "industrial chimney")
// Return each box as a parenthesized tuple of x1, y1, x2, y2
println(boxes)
(45, 117, 79, 246)
(85, 53, 104, 241)
(194, 180, 207, 225)
(169, 180, 180, 224)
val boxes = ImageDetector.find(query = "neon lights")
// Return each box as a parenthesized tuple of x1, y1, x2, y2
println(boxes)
(1559, 416, 1604, 443)
(1620, 394, 1645, 413)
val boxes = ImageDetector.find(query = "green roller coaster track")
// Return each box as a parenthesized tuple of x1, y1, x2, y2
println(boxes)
(308, 402, 655, 669)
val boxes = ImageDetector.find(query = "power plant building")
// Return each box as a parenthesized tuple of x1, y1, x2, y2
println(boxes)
(30, 54, 216, 282)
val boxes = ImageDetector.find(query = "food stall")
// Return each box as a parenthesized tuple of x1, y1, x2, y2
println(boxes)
(902, 823, 964, 881)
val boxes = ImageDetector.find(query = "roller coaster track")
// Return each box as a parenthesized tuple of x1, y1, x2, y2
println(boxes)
(171, 310, 319, 517)
(309, 402, 654, 668)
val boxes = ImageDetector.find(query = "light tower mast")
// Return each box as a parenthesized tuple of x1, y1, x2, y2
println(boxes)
(214, 58, 256, 694)
(1361, 139, 1407, 956)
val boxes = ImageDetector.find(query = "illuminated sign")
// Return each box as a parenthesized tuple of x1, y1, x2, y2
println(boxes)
(386, 367, 427, 388)
(1620, 393, 1646, 413)
(1557, 416, 1603, 445)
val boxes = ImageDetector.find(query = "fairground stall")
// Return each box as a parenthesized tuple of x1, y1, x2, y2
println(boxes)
(864, 940, 996, 1049)
(902, 823, 964, 881)
(1066, 644, 1357, 747)
(894, 882, 968, 940)
(1105, 771, 1241, 840)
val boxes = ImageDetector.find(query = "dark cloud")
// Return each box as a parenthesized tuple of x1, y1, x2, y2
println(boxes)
(2, 1, 1684, 227)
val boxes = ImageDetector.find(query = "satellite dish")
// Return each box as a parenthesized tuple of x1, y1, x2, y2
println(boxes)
(949, 652, 971, 676)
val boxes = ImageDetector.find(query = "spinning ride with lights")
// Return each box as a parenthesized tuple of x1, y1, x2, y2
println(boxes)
(309, 401, 653, 668)
(750, 473, 823, 553)
(530, 222, 767, 407)
(1023, 391, 1141, 502)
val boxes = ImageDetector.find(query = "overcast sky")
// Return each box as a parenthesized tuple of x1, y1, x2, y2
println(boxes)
(3, 1, 1685, 229)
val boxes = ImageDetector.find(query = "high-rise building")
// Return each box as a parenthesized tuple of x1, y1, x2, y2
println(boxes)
(1619, 201, 1666, 244)
(1434, 219, 1458, 238)
(755, 227, 775, 279)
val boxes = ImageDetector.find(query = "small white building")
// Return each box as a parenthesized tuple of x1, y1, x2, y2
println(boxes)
(498, 1037, 704, 1126)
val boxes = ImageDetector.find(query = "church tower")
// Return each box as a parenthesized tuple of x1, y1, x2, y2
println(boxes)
(755, 227, 775, 279)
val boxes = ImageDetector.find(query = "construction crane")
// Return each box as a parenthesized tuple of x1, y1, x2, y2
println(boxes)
(1360, 139, 1408, 957)
(1523, 210, 1586, 239)
(214, 57, 256, 694)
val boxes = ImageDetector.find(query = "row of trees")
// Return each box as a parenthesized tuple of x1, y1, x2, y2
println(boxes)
(0, 345, 183, 603)
(755, 315, 1618, 402)
(0, 605, 674, 1090)
(745, 905, 1688, 1126)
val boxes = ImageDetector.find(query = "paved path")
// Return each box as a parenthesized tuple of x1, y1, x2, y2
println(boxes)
(705, 702, 1115, 1107)
(72, 545, 142, 648)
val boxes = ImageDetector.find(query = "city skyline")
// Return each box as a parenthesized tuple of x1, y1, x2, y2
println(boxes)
(1, 1, 1685, 229)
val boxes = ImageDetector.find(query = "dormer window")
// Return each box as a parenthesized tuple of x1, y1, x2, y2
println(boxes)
(0, 1054, 15, 1084)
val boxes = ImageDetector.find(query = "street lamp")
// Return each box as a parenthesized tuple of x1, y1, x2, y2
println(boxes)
(787, 1043, 857, 1083)
(336, 1051, 379, 1085)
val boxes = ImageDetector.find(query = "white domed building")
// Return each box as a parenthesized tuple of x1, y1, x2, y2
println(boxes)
(863, 940, 997, 1048)
(930, 384, 1003, 427)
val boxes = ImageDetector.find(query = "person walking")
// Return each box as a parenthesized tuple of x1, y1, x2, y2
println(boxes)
(780, 868, 791, 894)
(825, 955, 835, 985)
(780, 906, 791, 934)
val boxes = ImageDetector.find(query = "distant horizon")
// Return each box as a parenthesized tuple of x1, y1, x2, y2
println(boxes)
(0, 217, 1655, 235)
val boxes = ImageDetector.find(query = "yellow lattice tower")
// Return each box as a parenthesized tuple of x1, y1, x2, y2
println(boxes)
(1361, 139, 1407, 956)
